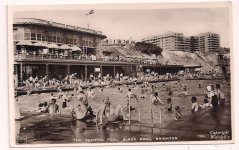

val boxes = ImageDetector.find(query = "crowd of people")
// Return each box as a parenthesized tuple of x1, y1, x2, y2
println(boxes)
(177, 70, 223, 79)
(20, 68, 223, 97)
(17, 49, 162, 66)
(16, 73, 226, 128)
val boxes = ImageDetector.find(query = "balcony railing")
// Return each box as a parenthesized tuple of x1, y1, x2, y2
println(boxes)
(14, 52, 167, 66)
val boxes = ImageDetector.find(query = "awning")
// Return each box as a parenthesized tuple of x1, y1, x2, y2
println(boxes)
(102, 48, 115, 53)
(16, 40, 33, 46)
(150, 54, 157, 60)
(47, 43, 59, 49)
(33, 41, 47, 47)
(71, 46, 82, 51)
(59, 44, 71, 50)
(195, 68, 201, 71)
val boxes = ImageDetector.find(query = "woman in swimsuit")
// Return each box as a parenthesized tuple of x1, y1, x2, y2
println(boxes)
(96, 97, 126, 125)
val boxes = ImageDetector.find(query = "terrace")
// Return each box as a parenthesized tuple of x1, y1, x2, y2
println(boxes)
(14, 52, 186, 68)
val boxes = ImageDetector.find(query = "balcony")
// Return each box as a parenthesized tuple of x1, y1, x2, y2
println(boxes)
(13, 52, 167, 67)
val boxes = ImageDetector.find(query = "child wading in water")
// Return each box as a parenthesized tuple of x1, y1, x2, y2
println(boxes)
(124, 88, 137, 111)
(166, 98, 173, 113)
(62, 92, 68, 108)
(150, 92, 164, 105)
(182, 86, 189, 95)
(139, 84, 146, 98)
(200, 98, 210, 109)
(191, 96, 199, 113)
(166, 87, 173, 96)
(175, 106, 182, 120)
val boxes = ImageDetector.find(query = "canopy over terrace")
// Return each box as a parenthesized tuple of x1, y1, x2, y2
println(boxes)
(71, 46, 82, 52)
(16, 40, 33, 46)
(59, 44, 71, 50)
(46, 43, 59, 49)
(33, 41, 47, 47)
(16, 41, 47, 54)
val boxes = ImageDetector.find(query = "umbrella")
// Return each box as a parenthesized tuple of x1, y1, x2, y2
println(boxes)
(59, 44, 71, 50)
(71, 46, 82, 51)
(33, 41, 47, 47)
(47, 43, 59, 49)
(150, 54, 157, 60)
(16, 40, 33, 46)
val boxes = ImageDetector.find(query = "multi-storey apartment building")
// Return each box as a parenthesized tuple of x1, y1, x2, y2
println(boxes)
(183, 37, 191, 52)
(196, 32, 220, 53)
(142, 32, 184, 51)
(142, 31, 220, 53)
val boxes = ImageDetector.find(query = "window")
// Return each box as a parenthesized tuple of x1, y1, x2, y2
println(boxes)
(82, 36, 93, 47)
(24, 28, 31, 40)
(13, 29, 18, 40)
(48, 35, 53, 43)
(73, 35, 79, 45)
(66, 34, 73, 45)
(56, 32, 63, 44)
(57, 37, 61, 43)
(31, 30, 37, 40)
(52, 35, 56, 43)
(42, 35, 46, 41)
(31, 33, 36, 40)
(37, 33, 42, 41)
(49, 32, 56, 43)
(24, 33, 31, 40)
(14, 65, 17, 75)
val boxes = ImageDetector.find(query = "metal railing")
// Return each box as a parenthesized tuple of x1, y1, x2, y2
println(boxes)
(14, 52, 169, 66)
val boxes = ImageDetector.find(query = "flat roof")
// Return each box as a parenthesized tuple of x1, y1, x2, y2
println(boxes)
(13, 18, 107, 39)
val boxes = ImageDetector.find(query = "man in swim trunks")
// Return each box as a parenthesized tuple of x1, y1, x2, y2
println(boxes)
(96, 97, 127, 125)
(45, 98, 61, 115)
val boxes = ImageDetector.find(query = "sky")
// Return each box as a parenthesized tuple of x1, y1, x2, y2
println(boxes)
(13, 7, 231, 47)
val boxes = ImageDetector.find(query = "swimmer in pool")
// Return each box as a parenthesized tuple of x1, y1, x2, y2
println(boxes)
(45, 98, 61, 115)
(96, 97, 127, 125)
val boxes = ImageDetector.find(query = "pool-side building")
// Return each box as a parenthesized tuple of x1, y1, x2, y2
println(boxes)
(13, 18, 200, 86)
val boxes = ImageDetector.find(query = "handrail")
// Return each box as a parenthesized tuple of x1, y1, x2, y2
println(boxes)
(14, 52, 169, 66)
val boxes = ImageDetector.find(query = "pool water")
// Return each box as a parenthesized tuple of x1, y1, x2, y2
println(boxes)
(16, 80, 230, 144)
